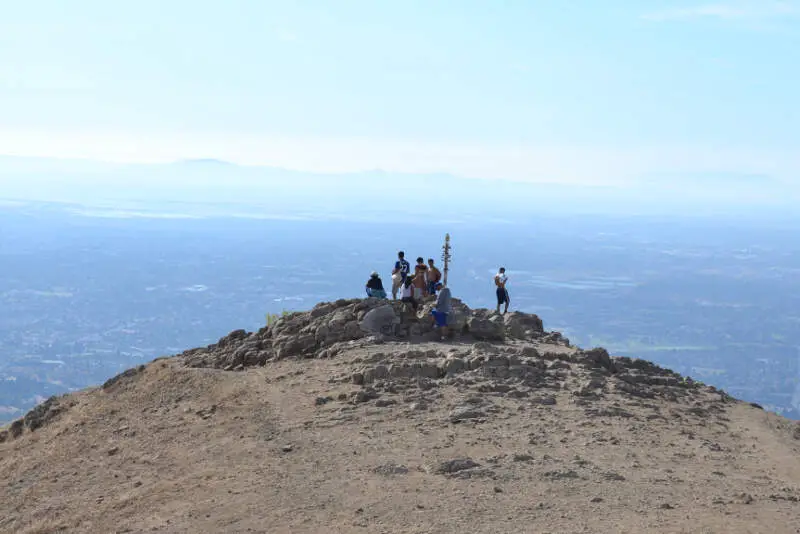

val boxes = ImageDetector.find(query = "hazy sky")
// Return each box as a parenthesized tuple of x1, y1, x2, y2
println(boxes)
(1, 0, 799, 184)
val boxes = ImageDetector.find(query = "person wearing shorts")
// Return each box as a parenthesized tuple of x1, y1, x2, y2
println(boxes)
(431, 286, 452, 340)
(494, 267, 510, 314)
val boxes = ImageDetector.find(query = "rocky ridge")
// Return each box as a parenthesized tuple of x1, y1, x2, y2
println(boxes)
(2, 297, 800, 534)
(1, 297, 727, 443)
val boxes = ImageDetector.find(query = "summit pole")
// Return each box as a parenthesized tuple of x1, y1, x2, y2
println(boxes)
(441, 233, 451, 288)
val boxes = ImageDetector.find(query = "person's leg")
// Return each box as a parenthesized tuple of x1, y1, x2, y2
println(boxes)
(432, 310, 448, 340)
(392, 278, 401, 299)
(496, 287, 503, 313)
(503, 290, 510, 314)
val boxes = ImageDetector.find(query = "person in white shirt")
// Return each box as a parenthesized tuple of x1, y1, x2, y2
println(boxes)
(400, 276, 418, 311)
(494, 267, 510, 314)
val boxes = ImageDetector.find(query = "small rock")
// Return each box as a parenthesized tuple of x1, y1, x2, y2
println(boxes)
(352, 389, 378, 404)
(107, 447, 120, 456)
(375, 399, 397, 408)
(373, 463, 410, 476)
(543, 470, 579, 480)
(281, 444, 294, 453)
(659, 503, 674, 510)
(494, 486, 503, 493)
(429, 458, 481, 474)
(590, 497, 604, 503)
(449, 405, 487, 423)
(409, 401, 428, 412)
(314, 396, 333, 406)
(512, 453, 534, 462)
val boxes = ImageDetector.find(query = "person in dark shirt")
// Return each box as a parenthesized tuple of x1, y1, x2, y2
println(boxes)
(366, 271, 387, 299)
(391, 251, 411, 299)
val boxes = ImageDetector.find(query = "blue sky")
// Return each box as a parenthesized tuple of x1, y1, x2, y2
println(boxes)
(1, 0, 799, 184)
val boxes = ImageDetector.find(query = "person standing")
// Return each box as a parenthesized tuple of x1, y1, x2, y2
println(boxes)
(427, 258, 442, 296)
(494, 267, 510, 314)
(431, 285, 452, 340)
(412, 257, 429, 300)
(391, 251, 411, 299)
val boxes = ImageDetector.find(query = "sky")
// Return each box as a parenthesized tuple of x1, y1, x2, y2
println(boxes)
(1, 0, 799, 185)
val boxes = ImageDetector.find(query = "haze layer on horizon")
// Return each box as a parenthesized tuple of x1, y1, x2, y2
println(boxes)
(1, 0, 799, 186)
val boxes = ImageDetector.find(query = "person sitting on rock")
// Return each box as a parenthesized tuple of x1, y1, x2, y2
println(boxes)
(365, 271, 387, 299)
(494, 267, 510, 314)
(430, 285, 452, 340)
(401, 275, 418, 311)
(427, 258, 442, 296)
(412, 257, 428, 300)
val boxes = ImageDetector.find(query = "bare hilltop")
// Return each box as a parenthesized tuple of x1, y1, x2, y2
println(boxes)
(2, 297, 799, 534)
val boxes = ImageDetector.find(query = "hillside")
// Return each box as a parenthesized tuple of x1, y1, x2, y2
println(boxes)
(1, 297, 799, 534)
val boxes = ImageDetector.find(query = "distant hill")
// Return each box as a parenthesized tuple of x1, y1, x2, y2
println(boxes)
(2, 154, 799, 220)
(2, 298, 799, 533)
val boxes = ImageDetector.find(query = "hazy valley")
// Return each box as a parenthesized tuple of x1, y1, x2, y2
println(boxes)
(2, 199, 799, 422)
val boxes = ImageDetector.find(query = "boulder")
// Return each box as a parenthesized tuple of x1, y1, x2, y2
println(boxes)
(503, 312, 544, 339)
(467, 315, 505, 341)
(359, 305, 400, 335)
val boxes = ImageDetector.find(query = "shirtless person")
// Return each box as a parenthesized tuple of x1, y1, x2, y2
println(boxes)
(494, 267, 510, 314)
(427, 258, 442, 296)
(412, 257, 428, 300)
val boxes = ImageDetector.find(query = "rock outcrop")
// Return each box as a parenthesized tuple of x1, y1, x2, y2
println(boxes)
(181, 297, 552, 370)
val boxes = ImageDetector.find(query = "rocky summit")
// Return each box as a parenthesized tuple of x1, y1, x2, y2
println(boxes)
(1, 298, 799, 534)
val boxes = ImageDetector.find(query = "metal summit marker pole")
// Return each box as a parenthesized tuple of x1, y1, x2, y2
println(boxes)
(441, 233, 451, 288)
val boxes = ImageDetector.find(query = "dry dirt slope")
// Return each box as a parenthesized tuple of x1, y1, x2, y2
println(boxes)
(1, 298, 800, 534)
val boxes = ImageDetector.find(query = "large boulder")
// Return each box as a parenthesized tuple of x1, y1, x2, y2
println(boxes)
(503, 312, 544, 339)
(467, 314, 505, 341)
(359, 304, 400, 335)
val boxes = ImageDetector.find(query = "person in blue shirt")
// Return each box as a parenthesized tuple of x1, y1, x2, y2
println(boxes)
(391, 251, 411, 299)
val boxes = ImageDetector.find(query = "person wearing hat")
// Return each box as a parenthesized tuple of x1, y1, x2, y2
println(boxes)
(366, 271, 387, 299)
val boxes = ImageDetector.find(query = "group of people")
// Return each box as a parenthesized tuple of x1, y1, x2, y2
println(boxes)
(392, 252, 444, 306)
(364, 250, 512, 340)
(365, 252, 444, 307)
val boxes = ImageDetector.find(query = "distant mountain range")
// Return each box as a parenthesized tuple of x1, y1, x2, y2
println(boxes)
(1, 155, 798, 220)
